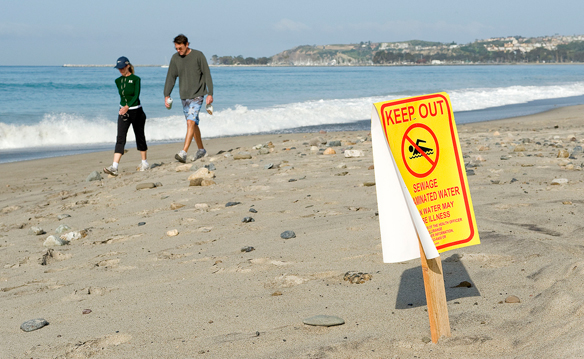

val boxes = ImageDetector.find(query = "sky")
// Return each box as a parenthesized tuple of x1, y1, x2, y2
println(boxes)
(1, 0, 583, 65)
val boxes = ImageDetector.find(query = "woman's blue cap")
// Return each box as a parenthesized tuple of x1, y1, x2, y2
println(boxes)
(114, 56, 130, 69)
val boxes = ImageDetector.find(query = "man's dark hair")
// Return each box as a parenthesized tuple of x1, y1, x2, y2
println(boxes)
(174, 34, 188, 45)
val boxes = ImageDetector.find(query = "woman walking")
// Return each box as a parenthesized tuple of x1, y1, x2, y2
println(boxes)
(104, 56, 149, 176)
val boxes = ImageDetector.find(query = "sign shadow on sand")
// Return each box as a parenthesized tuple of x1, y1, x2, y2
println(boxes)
(395, 253, 480, 309)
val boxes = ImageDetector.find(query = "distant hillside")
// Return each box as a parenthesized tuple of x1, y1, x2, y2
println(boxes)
(211, 35, 584, 66)
(270, 42, 379, 66)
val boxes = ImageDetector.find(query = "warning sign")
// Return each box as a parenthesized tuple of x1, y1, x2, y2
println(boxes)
(373, 93, 479, 254)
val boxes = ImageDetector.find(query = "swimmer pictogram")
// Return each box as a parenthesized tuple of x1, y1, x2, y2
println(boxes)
(408, 139, 434, 159)
(401, 124, 439, 178)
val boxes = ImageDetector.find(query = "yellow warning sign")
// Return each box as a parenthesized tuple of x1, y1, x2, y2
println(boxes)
(374, 93, 480, 252)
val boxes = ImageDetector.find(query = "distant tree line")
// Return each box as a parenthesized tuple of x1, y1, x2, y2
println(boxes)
(373, 41, 584, 64)
(211, 55, 271, 65)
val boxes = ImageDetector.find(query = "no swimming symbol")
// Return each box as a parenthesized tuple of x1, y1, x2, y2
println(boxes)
(401, 124, 439, 178)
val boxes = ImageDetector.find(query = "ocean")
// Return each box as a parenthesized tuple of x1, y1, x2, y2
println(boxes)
(2, 64, 584, 163)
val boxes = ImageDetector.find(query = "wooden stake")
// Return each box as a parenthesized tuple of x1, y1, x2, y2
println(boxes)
(419, 238, 451, 343)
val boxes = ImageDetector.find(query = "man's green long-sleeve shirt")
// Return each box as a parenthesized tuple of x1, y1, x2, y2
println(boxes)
(163, 49, 213, 100)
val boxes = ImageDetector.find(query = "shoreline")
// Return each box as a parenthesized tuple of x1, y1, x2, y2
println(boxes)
(3, 98, 584, 165)
(2, 104, 584, 357)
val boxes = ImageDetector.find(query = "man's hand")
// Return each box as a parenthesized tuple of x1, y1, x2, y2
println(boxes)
(165, 96, 171, 109)
(119, 105, 129, 115)
(206, 95, 213, 105)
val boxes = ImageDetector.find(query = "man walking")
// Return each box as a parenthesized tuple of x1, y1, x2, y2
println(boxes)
(164, 34, 214, 163)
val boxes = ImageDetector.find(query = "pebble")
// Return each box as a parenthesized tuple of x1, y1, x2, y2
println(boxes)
(138, 222, 146, 226)
(167, 229, 179, 237)
(363, 182, 376, 187)
(241, 246, 255, 252)
(551, 178, 569, 185)
(513, 145, 527, 152)
(323, 148, 336, 155)
(29, 226, 45, 235)
(258, 148, 270, 155)
(188, 168, 215, 181)
(422, 337, 432, 344)
(557, 149, 570, 158)
(201, 179, 216, 186)
(310, 146, 319, 152)
(82, 309, 92, 315)
(86, 171, 102, 182)
(466, 169, 475, 176)
(175, 163, 193, 172)
(205, 163, 217, 171)
(288, 178, 297, 182)
(505, 295, 521, 303)
(335, 172, 349, 176)
(195, 203, 210, 210)
(368, 165, 374, 170)
(510, 178, 518, 183)
(344, 150, 364, 158)
(272, 291, 283, 296)
(249, 208, 258, 213)
(328, 140, 342, 147)
(136, 183, 156, 190)
(190, 178, 204, 186)
(61, 231, 84, 241)
(234, 152, 252, 160)
(344, 271, 372, 284)
(280, 230, 296, 239)
(491, 180, 500, 184)
(309, 137, 326, 146)
(501, 155, 512, 160)
(242, 217, 255, 223)
(170, 203, 185, 210)
(264, 163, 274, 170)
(302, 315, 345, 327)
(57, 214, 71, 220)
(226, 201, 242, 207)
(20, 318, 49, 332)
(155, 182, 163, 187)
(55, 224, 71, 234)
(43, 235, 69, 247)
(336, 163, 347, 169)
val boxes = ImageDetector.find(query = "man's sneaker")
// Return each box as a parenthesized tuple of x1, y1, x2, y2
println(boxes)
(137, 162, 150, 171)
(194, 149, 207, 161)
(103, 165, 118, 176)
(175, 151, 187, 163)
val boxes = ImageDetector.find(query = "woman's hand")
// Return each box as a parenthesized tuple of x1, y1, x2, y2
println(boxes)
(119, 105, 129, 115)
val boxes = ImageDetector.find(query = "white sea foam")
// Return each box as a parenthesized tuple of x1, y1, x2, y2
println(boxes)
(448, 82, 584, 112)
(1, 83, 584, 150)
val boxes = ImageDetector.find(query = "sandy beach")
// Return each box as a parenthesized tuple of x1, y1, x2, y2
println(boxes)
(2, 105, 584, 358)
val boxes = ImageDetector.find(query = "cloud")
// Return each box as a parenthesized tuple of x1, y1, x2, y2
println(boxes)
(273, 19, 310, 32)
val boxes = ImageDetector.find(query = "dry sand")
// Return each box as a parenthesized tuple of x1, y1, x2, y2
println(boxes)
(2, 105, 584, 358)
